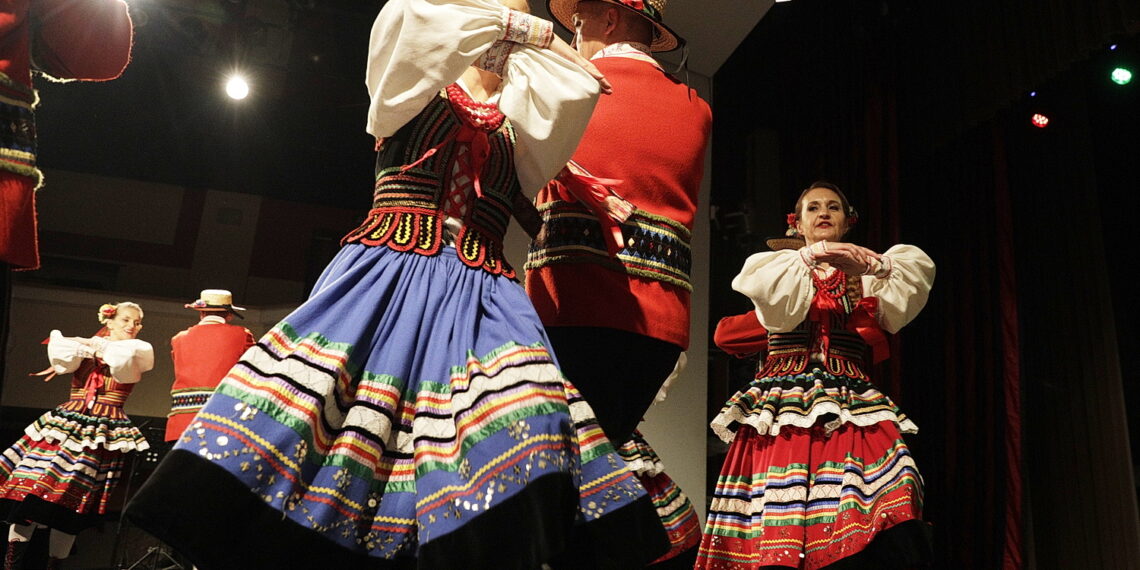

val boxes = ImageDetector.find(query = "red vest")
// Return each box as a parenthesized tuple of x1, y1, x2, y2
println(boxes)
(0, 0, 132, 269)
(526, 56, 711, 349)
(165, 322, 254, 441)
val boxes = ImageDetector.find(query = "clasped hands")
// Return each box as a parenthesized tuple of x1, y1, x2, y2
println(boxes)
(811, 241, 883, 276)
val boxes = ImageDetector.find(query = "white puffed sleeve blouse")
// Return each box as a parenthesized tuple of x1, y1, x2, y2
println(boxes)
(731, 244, 936, 334)
(365, 0, 600, 194)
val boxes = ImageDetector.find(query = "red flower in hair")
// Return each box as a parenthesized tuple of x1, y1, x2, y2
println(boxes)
(785, 212, 798, 226)
(98, 303, 117, 323)
(620, 0, 645, 10)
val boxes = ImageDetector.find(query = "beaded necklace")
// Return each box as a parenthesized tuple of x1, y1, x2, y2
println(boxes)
(808, 267, 849, 359)
(445, 83, 505, 132)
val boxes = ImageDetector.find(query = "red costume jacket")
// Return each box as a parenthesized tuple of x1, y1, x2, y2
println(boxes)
(714, 311, 769, 357)
(526, 53, 712, 349)
(165, 319, 255, 441)
(0, 0, 133, 269)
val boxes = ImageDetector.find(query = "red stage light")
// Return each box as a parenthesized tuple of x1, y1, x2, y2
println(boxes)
(1031, 113, 1049, 128)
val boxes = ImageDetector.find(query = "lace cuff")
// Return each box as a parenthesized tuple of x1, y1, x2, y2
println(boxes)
(473, 40, 515, 76)
(503, 8, 554, 48)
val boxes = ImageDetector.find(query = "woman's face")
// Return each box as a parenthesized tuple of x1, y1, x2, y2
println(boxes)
(796, 187, 848, 245)
(106, 307, 143, 341)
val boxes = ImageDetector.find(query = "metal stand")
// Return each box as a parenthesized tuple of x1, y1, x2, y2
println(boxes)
(112, 423, 186, 570)
(124, 546, 186, 570)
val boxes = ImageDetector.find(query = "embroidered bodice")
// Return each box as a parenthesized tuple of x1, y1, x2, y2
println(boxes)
(763, 271, 875, 380)
(342, 85, 522, 277)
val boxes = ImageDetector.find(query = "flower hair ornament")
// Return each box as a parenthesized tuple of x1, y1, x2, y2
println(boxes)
(98, 303, 118, 324)
(785, 212, 800, 237)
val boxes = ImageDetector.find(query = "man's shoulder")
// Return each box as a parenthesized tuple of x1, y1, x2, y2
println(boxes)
(184, 322, 249, 335)
(597, 58, 707, 99)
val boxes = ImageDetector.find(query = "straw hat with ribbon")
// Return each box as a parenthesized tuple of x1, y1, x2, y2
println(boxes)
(185, 289, 246, 318)
(547, 0, 684, 53)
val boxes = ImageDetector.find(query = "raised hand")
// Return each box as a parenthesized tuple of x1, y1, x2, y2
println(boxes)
(547, 35, 613, 94)
(813, 242, 881, 275)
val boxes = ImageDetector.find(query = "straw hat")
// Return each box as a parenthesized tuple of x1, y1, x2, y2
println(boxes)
(185, 289, 246, 318)
(546, 0, 684, 53)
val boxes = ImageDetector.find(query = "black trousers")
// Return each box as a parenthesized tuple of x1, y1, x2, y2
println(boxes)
(544, 326, 682, 445)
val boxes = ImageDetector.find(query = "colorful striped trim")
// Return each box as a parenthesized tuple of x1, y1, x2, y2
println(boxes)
(170, 389, 216, 417)
(616, 429, 665, 477)
(0, 431, 128, 516)
(711, 367, 916, 442)
(176, 328, 649, 557)
(24, 407, 148, 453)
(699, 430, 924, 568)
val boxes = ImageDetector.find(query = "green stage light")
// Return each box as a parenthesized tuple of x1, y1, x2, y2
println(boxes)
(1111, 67, 1133, 85)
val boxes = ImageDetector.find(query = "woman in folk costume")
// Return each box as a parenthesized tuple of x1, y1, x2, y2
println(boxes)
(697, 182, 935, 569)
(1, 302, 153, 569)
(126, 1, 670, 568)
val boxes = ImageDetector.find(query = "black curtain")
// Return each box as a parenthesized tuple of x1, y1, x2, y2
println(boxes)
(709, 0, 1140, 566)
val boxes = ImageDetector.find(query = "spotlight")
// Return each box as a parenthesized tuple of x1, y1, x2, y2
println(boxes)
(1031, 113, 1049, 128)
(1029, 91, 1037, 97)
(226, 75, 250, 100)
(1111, 67, 1133, 85)
(1109, 44, 1118, 51)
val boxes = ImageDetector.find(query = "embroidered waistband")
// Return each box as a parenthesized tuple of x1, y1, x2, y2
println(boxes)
(0, 95, 37, 180)
(342, 206, 516, 279)
(762, 329, 869, 380)
(526, 200, 692, 291)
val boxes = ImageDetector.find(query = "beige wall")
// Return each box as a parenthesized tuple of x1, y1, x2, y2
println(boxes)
(1, 285, 294, 418)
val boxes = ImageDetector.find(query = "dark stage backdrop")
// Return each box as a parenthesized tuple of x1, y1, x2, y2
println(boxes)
(709, 0, 1140, 567)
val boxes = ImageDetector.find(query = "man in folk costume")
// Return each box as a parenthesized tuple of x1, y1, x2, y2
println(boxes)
(0, 0, 134, 383)
(165, 290, 254, 442)
(525, 1, 711, 566)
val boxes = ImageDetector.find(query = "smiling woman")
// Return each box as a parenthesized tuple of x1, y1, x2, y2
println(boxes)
(0, 302, 154, 568)
(698, 182, 936, 569)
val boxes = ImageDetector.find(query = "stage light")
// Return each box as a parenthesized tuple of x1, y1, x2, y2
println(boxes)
(1031, 113, 1049, 128)
(1111, 67, 1133, 85)
(1109, 44, 1118, 51)
(1029, 91, 1037, 97)
(226, 75, 250, 100)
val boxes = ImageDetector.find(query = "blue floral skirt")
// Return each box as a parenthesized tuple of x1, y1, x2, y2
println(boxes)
(126, 245, 664, 569)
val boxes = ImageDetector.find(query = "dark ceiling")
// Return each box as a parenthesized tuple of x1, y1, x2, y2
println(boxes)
(36, 0, 386, 211)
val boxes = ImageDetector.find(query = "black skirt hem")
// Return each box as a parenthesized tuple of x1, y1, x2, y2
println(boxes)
(0, 496, 106, 534)
(126, 449, 646, 570)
